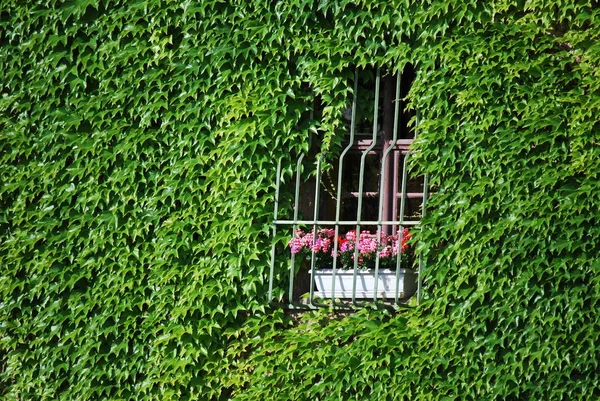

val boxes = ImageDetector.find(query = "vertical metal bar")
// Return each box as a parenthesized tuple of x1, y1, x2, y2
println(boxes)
(288, 154, 305, 304)
(268, 159, 282, 302)
(308, 156, 324, 306)
(414, 110, 426, 305)
(395, 151, 411, 304)
(352, 68, 380, 305)
(418, 173, 428, 305)
(331, 70, 359, 302)
(393, 226, 405, 305)
(398, 153, 410, 226)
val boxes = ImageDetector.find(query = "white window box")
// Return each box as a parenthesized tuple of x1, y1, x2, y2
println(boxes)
(313, 268, 417, 299)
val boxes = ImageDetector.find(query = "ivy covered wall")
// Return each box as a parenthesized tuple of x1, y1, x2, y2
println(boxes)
(1, 1, 599, 400)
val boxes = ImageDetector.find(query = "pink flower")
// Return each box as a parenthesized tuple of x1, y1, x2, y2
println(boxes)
(290, 237, 304, 254)
(339, 240, 354, 253)
(289, 229, 307, 254)
(357, 231, 377, 254)
(379, 245, 392, 258)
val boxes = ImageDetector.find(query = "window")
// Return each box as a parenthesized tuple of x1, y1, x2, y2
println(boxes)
(268, 67, 428, 310)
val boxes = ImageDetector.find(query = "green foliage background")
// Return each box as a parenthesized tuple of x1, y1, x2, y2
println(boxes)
(2, 0, 600, 399)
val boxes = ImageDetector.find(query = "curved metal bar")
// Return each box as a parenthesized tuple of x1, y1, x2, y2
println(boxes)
(352, 68, 380, 305)
(330, 70, 359, 303)
(374, 71, 402, 302)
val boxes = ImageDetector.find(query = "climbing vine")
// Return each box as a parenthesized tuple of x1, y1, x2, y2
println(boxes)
(1, 1, 600, 400)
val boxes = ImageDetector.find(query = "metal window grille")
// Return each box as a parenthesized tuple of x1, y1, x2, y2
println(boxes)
(268, 68, 429, 310)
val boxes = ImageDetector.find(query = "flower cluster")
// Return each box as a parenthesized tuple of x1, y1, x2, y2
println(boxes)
(289, 228, 412, 270)
(289, 228, 336, 269)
